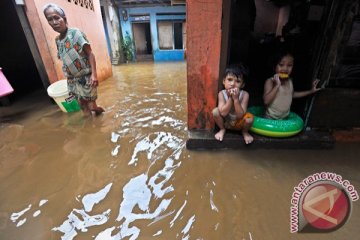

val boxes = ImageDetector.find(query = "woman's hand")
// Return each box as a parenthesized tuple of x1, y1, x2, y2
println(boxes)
(90, 74, 98, 87)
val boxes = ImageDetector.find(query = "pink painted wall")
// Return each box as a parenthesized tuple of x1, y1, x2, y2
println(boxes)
(25, 0, 112, 83)
(24, 0, 58, 83)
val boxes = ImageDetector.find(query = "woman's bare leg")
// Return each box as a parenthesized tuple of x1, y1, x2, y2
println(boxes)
(88, 100, 104, 116)
(79, 99, 92, 117)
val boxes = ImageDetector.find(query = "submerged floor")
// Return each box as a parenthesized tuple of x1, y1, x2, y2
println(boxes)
(1, 62, 360, 239)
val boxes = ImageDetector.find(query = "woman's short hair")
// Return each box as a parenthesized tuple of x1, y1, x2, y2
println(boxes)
(43, 3, 66, 18)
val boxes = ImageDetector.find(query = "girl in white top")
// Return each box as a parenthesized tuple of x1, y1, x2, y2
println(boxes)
(263, 51, 322, 120)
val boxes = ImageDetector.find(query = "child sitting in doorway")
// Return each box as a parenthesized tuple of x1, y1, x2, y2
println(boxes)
(263, 51, 322, 120)
(212, 65, 254, 144)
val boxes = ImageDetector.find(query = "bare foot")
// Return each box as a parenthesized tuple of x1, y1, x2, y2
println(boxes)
(242, 131, 254, 144)
(215, 129, 226, 141)
(92, 107, 105, 116)
(82, 110, 92, 118)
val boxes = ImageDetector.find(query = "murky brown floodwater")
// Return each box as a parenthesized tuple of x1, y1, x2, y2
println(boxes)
(1, 62, 360, 240)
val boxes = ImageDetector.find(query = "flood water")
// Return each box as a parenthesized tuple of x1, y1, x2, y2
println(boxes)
(1, 62, 360, 240)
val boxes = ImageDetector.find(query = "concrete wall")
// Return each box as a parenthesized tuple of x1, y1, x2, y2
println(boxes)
(187, 0, 222, 130)
(100, 0, 122, 62)
(119, 6, 186, 61)
(25, 0, 112, 83)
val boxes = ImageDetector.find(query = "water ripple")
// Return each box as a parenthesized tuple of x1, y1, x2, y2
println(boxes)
(129, 132, 183, 166)
(53, 184, 113, 239)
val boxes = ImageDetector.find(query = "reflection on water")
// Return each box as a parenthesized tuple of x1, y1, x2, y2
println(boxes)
(1, 62, 360, 240)
(9, 199, 48, 229)
(53, 183, 112, 239)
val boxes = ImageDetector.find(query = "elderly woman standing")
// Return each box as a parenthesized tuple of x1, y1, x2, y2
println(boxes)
(43, 3, 104, 116)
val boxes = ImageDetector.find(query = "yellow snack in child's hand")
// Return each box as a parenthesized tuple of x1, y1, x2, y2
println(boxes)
(279, 73, 289, 79)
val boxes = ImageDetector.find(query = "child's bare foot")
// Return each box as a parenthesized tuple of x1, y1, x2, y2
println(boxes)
(92, 107, 105, 116)
(215, 129, 226, 141)
(242, 131, 254, 144)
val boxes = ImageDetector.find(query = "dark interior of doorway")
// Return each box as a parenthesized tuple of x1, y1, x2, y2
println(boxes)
(132, 22, 153, 61)
(228, 0, 327, 118)
(174, 22, 183, 49)
(0, 1, 44, 106)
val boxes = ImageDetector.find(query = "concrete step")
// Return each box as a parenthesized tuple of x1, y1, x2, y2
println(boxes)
(111, 59, 120, 65)
(186, 130, 335, 150)
(111, 57, 121, 65)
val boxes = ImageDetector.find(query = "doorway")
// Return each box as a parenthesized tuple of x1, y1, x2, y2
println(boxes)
(226, 0, 331, 117)
(132, 22, 153, 61)
(0, 1, 45, 105)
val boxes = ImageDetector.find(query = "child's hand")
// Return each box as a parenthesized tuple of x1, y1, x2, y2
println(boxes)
(231, 88, 240, 101)
(226, 88, 234, 98)
(272, 74, 281, 86)
(226, 89, 232, 97)
(311, 79, 322, 93)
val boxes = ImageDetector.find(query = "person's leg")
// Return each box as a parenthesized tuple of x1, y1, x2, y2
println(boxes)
(212, 108, 226, 141)
(88, 100, 104, 116)
(79, 99, 92, 117)
(241, 113, 254, 144)
(71, 78, 92, 117)
(79, 75, 104, 116)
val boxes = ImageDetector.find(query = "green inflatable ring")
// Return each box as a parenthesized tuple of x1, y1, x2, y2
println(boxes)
(248, 106, 304, 137)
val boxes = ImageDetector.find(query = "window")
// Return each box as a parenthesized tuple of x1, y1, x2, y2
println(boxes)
(67, 0, 94, 11)
(158, 21, 186, 50)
